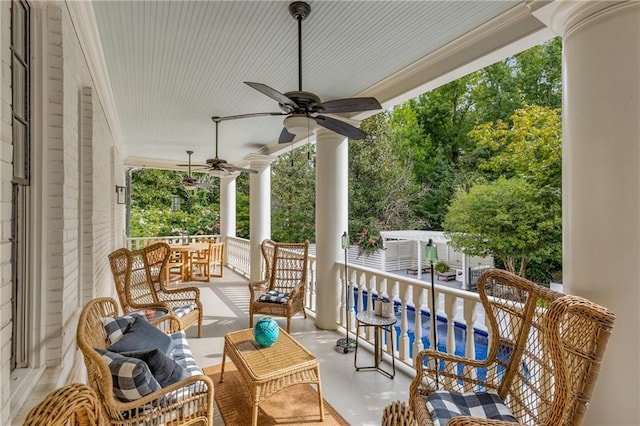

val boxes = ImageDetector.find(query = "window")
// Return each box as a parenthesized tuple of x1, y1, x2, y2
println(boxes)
(11, 0, 31, 371)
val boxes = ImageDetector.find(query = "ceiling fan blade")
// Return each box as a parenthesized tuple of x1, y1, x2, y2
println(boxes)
(312, 97, 382, 114)
(217, 112, 287, 122)
(278, 127, 296, 144)
(177, 163, 208, 168)
(244, 82, 298, 108)
(313, 115, 367, 140)
(221, 164, 259, 174)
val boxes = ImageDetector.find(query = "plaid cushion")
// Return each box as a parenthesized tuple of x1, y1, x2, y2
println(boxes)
(169, 330, 203, 376)
(258, 290, 289, 304)
(426, 391, 517, 426)
(96, 349, 161, 402)
(101, 313, 147, 345)
(173, 303, 196, 318)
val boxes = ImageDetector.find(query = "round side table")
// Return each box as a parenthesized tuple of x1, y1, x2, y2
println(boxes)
(354, 310, 397, 378)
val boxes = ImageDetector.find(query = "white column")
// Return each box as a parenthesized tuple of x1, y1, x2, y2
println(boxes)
(315, 128, 349, 330)
(534, 2, 639, 424)
(248, 155, 274, 281)
(219, 175, 236, 240)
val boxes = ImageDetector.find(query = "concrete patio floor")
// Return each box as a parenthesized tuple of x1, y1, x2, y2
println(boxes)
(184, 268, 414, 425)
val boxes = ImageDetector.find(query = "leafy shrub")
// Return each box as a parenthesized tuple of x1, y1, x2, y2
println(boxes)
(435, 262, 450, 273)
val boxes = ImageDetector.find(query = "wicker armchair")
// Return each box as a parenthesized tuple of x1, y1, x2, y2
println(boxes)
(249, 239, 309, 333)
(383, 269, 615, 426)
(76, 297, 214, 426)
(109, 242, 203, 337)
(23, 383, 107, 426)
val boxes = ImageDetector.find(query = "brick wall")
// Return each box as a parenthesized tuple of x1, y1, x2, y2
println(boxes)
(0, 2, 13, 423)
(0, 2, 125, 422)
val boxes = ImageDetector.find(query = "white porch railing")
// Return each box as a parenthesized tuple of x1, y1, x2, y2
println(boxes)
(127, 235, 487, 372)
(126, 234, 220, 250)
(338, 261, 485, 369)
(225, 236, 251, 278)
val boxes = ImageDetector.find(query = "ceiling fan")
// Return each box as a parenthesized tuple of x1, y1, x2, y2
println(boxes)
(179, 150, 210, 190)
(205, 117, 258, 176)
(228, 1, 382, 144)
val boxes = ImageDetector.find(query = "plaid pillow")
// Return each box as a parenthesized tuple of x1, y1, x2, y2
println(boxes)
(101, 313, 147, 345)
(96, 349, 161, 402)
(170, 330, 203, 376)
(258, 290, 289, 304)
(173, 303, 196, 318)
(108, 316, 175, 355)
(426, 391, 517, 426)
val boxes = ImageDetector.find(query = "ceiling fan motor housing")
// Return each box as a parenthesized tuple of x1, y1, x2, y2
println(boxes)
(280, 91, 321, 113)
(289, 2, 310, 20)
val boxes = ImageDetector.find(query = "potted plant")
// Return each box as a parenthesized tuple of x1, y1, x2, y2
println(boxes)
(435, 261, 450, 273)
(355, 225, 385, 257)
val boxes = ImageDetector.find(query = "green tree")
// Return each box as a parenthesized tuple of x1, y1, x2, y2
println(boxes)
(271, 145, 316, 242)
(471, 104, 562, 187)
(130, 168, 220, 237)
(443, 177, 561, 277)
(349, 113, 423, 239)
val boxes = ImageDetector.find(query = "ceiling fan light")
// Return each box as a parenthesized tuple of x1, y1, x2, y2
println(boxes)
(209, 168, 228, 177)
(283, 114, 316, 136)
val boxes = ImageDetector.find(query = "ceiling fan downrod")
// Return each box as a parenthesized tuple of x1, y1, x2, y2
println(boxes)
(289, 2, 310, 92)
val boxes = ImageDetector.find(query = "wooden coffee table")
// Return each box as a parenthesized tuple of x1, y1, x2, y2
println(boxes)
(220, 328, 324, 426)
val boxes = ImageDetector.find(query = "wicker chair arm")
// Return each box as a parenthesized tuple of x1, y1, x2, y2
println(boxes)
(149, 313, 183, 333)
(446, 416, 519, 425)
(288, 283, 304, 301)
(381, 400, 417, 426)
(158, 286, 200, 300)
(125, 300, 173, 312)
(414, 348, 489, 373)
(249, 280, 269, 299)
(101, 374, 214, 423)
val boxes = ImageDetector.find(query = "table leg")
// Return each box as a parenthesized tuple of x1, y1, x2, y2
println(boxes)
(219, 348, 226, 383)
(354, 320, 361, 369)
(182, 252, 190, 281)
(374, 326, 382, 368)
(316, 374, 325, 420)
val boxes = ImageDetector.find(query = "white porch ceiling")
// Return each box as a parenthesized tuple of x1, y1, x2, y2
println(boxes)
(81, 0, 551, 170)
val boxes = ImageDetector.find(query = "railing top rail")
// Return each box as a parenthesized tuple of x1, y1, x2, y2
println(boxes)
(337, 259, 479, 300)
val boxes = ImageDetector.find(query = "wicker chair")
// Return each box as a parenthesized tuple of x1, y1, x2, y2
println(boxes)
(383, 269, 615, 426)
(23, 383, 107, 426)
(76, 297, 214, 426)
(249, 239, 309, 333)
(108, 242, 203, 337)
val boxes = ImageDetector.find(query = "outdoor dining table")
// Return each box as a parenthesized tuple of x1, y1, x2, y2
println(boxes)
(168, 242, 210, 281)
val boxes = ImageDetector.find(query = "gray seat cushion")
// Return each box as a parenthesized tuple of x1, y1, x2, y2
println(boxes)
(426, 390, 518, 426)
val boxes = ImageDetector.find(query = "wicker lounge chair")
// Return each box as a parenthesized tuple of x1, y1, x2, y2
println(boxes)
(382, 269, 615, 426)
(109, 242, 203, 337)
(76, 297, 213, 426)
(249, 239, 309, 333)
